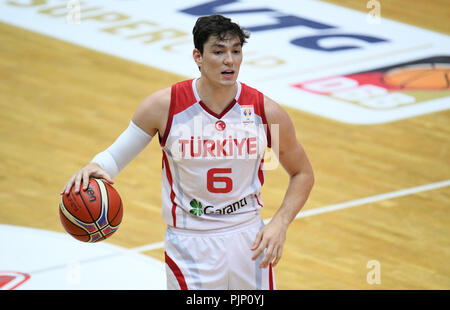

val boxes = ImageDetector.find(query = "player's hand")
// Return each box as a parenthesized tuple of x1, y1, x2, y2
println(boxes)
(60, 162, 114, 195)
(251, 218, 287, 269)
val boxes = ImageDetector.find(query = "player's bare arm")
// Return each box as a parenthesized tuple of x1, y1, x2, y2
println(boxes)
(251, 95, 315, 268)
(61, 87, 171, 196)
(131, 86, 171, 138)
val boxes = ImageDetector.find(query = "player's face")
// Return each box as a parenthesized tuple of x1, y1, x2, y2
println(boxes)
(194, 35, 243, 86)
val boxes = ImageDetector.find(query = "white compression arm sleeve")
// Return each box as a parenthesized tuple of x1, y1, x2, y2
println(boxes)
(91, 121, 152, 179)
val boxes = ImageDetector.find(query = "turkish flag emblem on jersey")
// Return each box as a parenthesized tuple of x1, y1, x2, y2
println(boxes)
(215, 120, 226, 131)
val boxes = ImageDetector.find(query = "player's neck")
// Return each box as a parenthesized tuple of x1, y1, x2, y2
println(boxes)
(196, 77, 237, 113)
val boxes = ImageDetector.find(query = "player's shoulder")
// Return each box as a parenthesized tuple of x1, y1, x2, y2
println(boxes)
(145, 79, 194, 107)
(262, 93, 292, 127)
(239, 82, 278, 115)
(239, 81, 261, 97)
(132, 86, 171, 136)
(141, 86, 171, 111)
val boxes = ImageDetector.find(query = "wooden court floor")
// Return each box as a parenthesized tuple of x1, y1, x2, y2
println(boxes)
(1, 1, 449, 289)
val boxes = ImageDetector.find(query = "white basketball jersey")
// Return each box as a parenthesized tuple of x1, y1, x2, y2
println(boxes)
(160, 78, 271, 230)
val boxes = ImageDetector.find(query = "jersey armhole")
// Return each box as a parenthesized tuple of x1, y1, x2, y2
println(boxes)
(159, 84, 176, 147)
(259, 92, 272, 148)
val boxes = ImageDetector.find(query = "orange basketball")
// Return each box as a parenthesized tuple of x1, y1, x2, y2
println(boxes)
(383, 64, 450, 90)
(59, 178, 123, 243)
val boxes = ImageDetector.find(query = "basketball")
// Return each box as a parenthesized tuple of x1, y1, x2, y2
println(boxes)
(59, 178, 123, 243)
(382, 64, 450, 90)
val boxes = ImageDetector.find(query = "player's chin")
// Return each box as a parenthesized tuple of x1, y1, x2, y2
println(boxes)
(219, 74, 238, 85)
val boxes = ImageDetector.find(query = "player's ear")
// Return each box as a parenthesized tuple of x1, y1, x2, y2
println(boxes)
(193, 48, 202, 71)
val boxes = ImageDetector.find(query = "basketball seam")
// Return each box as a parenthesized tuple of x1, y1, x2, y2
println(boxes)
(63, 192, 85, 221)
(95, 178, 120, 239)
(59, 204, 91, 237)
(385, 68, 445, 89)
(100, 179, 116, 237)
(95, 178, 108, 241)
(399, 70, 436, 88)
(77, 189, 106, 240)
(66, 231, 90, 237)
(109, 196, 123, 227)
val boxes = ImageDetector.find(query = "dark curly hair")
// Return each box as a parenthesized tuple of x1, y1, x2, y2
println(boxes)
(192, 14, 250, 54)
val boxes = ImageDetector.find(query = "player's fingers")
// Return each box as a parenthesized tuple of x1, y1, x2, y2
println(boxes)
(252, 239, 267, 261)
(251, 230, 263, 251)
(272, 246, 283, 267)
(74, 172, 83, 194)
(63, 175, 76, 195)
(60, 183, 67, 195)
(101, 172, 114, 185)
(100, 178, 114, 185)
(88, 165, 114, 185)
(82, 170, 90, 191)
(62, 184, 69, 195)
(260, 244, 275, 268)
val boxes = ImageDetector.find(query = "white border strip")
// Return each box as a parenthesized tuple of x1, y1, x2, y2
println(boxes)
(129, 241, 165, 253)
(131, 180, 450, 251)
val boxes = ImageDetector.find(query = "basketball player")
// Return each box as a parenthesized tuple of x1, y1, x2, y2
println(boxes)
(61, 14, 314, 290)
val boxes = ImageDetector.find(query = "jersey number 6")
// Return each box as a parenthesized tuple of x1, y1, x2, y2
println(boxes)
(207, 168, 233, 193)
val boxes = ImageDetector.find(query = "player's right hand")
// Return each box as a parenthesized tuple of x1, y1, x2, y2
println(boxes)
(60, 162, 114, 195)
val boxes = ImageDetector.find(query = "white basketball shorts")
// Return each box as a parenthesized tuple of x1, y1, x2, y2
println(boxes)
(164, 215, 276, 290)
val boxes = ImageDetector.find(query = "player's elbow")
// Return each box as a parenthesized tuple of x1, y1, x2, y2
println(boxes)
(298, 161, 315, 192)
(307, 168, 315, 192)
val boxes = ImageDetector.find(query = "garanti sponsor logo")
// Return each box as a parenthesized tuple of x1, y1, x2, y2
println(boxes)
(189, 197, 248, 216)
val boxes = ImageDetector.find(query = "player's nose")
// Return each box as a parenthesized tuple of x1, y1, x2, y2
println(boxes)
(223, 51, 234, 65)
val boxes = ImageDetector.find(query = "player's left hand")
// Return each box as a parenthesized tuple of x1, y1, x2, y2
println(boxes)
(251, 219, 287, 269)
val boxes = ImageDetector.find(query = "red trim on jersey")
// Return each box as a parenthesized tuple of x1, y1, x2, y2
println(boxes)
(199, 99, 237, 119)
(165, 251, 188, 290)
(258, 91, 271, 148)
(258, 157, 265, 186)
(255, 194, 263, 208)
(162, 150, 177, 227)
(269, 263, 274, 290)
(238, 83, 271, 148)
(160, 79, 197, 147)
